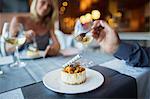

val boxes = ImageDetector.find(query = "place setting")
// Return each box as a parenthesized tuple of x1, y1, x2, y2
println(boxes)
(1, 22, 27, 68)
(42, 54, 104, 94)
(42, 20, 105, 94)
(1, 0, 150, 98)
(19, 44, 45, 60)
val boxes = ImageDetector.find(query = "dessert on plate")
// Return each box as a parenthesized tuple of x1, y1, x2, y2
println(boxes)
(61, 62, 86, 85)
(26, 46, 39, 58)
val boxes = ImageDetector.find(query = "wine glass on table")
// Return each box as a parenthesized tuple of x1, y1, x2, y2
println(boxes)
(4, 23, 26, 68)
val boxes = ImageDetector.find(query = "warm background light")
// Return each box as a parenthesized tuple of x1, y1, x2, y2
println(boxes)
(108, 18, 118, 28)
(79, 0, 98, 12)
(62, 2, 68, 7)
(91, 10, 101, 20)
(85, 13, 92, 23)
(114, 12, 122, 18)
(60, 6, 66, 12)
(80, 15, 86, 24)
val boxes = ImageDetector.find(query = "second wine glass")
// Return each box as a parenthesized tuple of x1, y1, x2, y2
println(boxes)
(4, 23, 26, 68)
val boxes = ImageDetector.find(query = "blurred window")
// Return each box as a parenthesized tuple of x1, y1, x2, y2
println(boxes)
(0, 0, 29, 12)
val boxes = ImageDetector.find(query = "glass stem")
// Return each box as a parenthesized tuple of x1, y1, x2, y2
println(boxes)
(15, 46, 20, 64)
(83, 45, 88, 54)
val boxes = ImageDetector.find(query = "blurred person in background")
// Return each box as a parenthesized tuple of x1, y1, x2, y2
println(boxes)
(92, 20, 150, 67)
(9, 0, 60, 56)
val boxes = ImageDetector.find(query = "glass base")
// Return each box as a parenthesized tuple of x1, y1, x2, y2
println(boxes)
(79, 58, 95, 68)
(10, 61, 26, 68)
(0, 69, 4, 75)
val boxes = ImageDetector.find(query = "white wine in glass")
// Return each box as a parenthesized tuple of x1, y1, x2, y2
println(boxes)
(5, 37, 26, 46)
(4, 23, 27, 68)
(5, 37, 26, 68)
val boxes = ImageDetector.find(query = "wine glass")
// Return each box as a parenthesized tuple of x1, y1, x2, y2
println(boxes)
(73, 19, 94, 56)
(74, 20, 93, 46)
(72, 20, 95, 68)
(4, 23, 26, 68)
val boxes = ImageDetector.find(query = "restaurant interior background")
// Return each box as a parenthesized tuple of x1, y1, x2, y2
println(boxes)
(0, 0, 150, 47)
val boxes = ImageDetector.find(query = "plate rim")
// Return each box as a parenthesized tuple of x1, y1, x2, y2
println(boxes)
(42, 68, 104, 94)
(20, 50, 44, 60)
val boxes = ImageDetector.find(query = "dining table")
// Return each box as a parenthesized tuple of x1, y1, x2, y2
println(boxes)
(0, 49, 149, 99)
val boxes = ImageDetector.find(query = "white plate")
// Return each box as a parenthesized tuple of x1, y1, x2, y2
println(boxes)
(43, 68, 104, 94)
(20, 50, 45, 59)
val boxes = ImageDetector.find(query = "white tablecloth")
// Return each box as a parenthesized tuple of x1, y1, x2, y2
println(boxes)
(100, 58, 150, 99)
(0, 56, 14, 66)
(0, 89, 24, 99)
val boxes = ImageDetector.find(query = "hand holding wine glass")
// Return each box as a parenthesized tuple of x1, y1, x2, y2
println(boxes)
(75, 25, 104, 45)
(91, 20, 120, 54)
(74, 19, 104, 46)
(73, 20, 98, 67)
(74, 19, 94, 45)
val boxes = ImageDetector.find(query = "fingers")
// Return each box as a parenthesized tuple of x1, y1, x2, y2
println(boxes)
(100, 20, 115, 33)
(27, 30, 36, 37)
(45, 45, 57, 57)
(24, 30, 35, 42)
(97, 30, 106, 43)
(25, 30, 34, 36)
(91, 20, 104, 40)
(92, 20, 112, 31)
(44, 45, 51, 56)
(91, 20, 114, 39)
(91, 20, 101, 29)
(92, 30, 99, 39)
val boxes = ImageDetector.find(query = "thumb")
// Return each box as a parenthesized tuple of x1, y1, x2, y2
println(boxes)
(100, 20, 114, 33)
(28, 30, 36, 37)
(91, 20, 101, 29)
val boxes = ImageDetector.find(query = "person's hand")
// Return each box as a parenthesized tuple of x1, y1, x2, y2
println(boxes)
(44, 44, 60, 57)
(91, 20, 120, 54)
(24, 30, 36, 43)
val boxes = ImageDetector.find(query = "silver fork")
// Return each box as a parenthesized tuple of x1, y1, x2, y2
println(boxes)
(75, 25, 104, 41)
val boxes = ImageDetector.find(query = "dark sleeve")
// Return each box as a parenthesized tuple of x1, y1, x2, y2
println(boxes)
(114, 42, 150, 67)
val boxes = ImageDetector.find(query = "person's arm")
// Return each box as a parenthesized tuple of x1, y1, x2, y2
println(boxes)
(91, 20, 150, 67)
(45, 25, 60, 56)
(114, 42, 150, 67)
(6, 16, 23, 54)
(10, 16, 21, 37)
(10, 16, 34, 43)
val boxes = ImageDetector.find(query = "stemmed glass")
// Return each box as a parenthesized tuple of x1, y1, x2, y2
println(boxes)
(74, 20, 93, 47)
(73, 20, 95, 67)
(74, 20, 94, 54)
(4, 23, 26, 68)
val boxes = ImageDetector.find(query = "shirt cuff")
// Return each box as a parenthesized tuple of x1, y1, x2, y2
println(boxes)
(113, 42, 133, 60)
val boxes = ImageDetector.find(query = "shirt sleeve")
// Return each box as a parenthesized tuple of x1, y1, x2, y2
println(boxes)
(113, 42, 150, 67)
